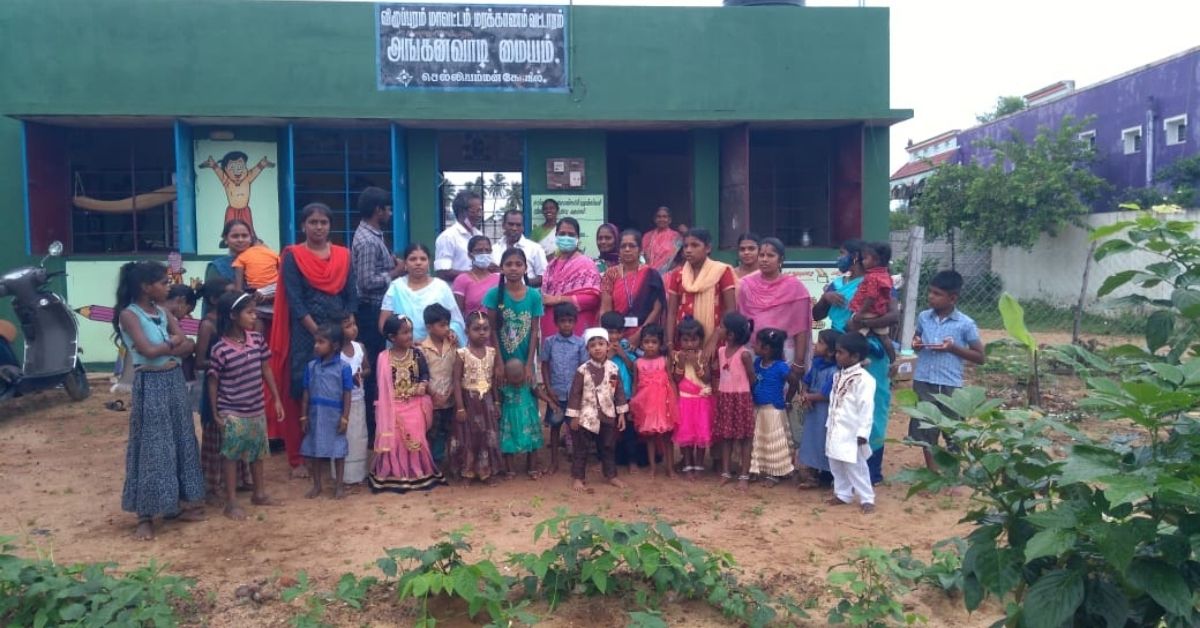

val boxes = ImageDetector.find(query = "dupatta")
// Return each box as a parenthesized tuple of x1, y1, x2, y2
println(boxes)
(737, 271, 812, 340)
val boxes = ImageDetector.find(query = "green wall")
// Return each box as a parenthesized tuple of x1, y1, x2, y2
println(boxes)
(0, 2, 900, 123)
(0, 119, 26, 342)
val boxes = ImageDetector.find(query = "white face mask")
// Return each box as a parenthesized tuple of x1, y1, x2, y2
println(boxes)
(472, 253, 492, 269)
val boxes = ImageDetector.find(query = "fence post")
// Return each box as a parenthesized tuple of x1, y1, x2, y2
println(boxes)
(900, 226, 925, 351)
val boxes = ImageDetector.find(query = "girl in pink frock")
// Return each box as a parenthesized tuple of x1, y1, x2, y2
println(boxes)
(715, 312, 756, 488)
(629, 324, 677, 477)
(672, 318, 713, 480)
(369, 315, 445, 493)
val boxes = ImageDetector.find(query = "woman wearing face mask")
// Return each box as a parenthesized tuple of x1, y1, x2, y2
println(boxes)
(452, 236, 501, 317)
(540, 217, 601, 338)
(812, 240, 866, 333)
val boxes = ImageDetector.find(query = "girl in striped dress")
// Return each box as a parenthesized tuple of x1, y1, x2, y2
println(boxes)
(749, 328, 796, 485)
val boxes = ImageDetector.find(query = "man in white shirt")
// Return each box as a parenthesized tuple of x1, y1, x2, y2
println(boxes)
(434, 190, 484, 282)
(499, 208, 548, 287)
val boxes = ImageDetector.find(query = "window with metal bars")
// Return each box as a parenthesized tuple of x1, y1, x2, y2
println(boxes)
(292, 128, 392, 246)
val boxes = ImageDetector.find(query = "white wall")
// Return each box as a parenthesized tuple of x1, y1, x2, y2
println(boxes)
(990, 209, 1200, 309)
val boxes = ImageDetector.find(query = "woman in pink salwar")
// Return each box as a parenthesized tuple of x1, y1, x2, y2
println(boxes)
(642, 206, 683, 275)
(736, 237, 813, 371)
(368, 314, 444, 493)
(540, 217, 601, 339)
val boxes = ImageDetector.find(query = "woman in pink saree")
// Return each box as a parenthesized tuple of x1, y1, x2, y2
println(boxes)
(540, 217, 601, 338)
(642, 206, 683, 275)
(737, 237, 813, 372)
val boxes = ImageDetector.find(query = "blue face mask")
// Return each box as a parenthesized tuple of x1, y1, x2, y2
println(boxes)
(836, 254, 853, 273)
(472, 253, 492, 269)
(556, 235, 579, 253)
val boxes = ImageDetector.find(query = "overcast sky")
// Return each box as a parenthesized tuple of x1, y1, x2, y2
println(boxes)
(386, 0, 1200, 173)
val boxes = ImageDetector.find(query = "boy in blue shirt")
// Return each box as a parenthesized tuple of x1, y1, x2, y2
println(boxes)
(540, 302, 587, 475)
(910, 270, 986, 474)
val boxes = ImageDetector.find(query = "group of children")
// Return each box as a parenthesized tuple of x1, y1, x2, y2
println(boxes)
(114, 243, 983, 537)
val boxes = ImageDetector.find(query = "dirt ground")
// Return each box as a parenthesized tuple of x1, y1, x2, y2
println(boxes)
(1, 373, 1012, 627)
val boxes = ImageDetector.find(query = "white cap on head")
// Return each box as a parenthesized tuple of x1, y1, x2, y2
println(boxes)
(583, 327, 608, 344)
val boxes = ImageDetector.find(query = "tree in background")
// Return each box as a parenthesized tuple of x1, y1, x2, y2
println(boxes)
(506, 181, 523, 212)
(913, 115, 1108, 251)
(974, 95, 1026, 123)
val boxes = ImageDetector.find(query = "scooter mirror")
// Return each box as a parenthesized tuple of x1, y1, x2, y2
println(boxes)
(48, 241, 63, 257)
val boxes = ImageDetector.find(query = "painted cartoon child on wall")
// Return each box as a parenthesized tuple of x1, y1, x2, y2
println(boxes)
(200, 151, 275, 232)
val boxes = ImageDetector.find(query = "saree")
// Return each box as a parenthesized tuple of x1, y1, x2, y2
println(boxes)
(642, 227, 682, 275)
(601, 265, 665, 338)
(541, 252, 601, 338)
(737, 271, 812, 340)
(268, 244, 351, 466)
(532, 223, 557, 256)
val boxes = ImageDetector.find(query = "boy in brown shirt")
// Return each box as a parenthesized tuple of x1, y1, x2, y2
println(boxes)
(566, 328, 629, 491)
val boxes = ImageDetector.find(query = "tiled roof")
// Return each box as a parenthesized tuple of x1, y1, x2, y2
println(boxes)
(889, 149, 958, 181)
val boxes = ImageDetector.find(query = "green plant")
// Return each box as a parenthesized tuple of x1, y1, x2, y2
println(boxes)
(826, 547, 927, 626)
(376, 528, 533, 628)
(511, 512, 801, 626)
(999, 292, 1042, 405)
(0, 539, 193, 628)
(897, 373, 1200, 626)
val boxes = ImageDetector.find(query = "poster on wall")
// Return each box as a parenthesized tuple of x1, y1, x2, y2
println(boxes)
(377, 3, 568, 91)
(194, 140, 280, 256)
(531, 194, 604, 253)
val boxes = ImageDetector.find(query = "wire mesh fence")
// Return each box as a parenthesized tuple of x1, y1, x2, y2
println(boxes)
(891, 229, 1142, 344)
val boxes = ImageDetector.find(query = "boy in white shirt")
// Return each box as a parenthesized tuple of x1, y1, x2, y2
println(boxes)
(826, 333, 877, 514)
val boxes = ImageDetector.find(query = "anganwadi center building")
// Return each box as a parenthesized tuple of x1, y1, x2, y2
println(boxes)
(0, 0, 909, 363)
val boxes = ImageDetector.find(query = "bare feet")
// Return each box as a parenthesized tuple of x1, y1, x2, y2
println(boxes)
(572, 479, 587, 492)
(608, 477, 627, 489)
(861, 503, 876, 514)
(548, 463, 559, 476)
(133, 520, 154, 541)
(333, 485, 347, 500)
(290, 466, 311, 479)
(627, 465, 637, 475)
(178, 507, 207, 522)
(304, 485, 322, 499)
(665, 467, 674, 478)
(224, 504, 248, 521)
(826, 497, 849, 506)
(251, 495, 283, 506)
(719, 474, 733, 487)
(737, 476, 750, 491)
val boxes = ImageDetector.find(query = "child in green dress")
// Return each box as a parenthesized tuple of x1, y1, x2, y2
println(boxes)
(499, 358, 548, 478)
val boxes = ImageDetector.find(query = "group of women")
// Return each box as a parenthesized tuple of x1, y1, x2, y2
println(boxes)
(207, 201, 896, 482)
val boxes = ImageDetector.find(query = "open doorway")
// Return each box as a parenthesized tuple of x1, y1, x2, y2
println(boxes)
(607, 132, 693, 233)
(437, 131, 523, 245)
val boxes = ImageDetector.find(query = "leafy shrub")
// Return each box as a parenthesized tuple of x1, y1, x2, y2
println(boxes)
(826, 547, 927, 627)
(0, 538, 193, 627)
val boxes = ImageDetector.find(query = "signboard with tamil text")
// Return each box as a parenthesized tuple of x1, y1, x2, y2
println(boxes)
(377, 3, 568, 91)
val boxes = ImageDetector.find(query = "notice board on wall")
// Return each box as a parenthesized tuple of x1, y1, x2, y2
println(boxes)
(377, 4, 568, 91)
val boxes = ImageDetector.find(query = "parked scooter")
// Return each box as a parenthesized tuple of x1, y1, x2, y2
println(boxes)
(0, 241, 89, 401)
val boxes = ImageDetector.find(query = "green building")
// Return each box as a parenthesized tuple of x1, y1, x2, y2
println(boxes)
(0, 0, 908, 363)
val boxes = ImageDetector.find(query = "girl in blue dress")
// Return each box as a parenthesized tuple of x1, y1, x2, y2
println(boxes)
(300, 323, 354, 499)
(797, 329, 842, 488)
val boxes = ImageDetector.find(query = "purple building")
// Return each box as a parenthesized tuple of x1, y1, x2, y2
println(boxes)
(955, 46, 1199, 209)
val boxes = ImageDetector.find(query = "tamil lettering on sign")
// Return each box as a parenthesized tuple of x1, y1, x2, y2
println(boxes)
(377, 3, 568, 91)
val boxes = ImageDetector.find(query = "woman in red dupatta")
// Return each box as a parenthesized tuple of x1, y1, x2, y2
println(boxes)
(540, 217, 601, 339)
(642, 206, 683, 275)
(736, 237, 812, 373)
(600, 228, 665, 347)
(269, 203, 357, 475)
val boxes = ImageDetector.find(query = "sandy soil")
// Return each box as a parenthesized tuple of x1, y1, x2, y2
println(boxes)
(1, 377, 1004, 627)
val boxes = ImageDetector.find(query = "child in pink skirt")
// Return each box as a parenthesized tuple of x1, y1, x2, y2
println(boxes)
(629, 323, 677, 478)
(715, 312, 756, 489)
(672, 318, 713, 480)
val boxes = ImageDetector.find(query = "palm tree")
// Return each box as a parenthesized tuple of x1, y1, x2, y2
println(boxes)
(487, 173, 507, 219)
(506, 181, 523, 212)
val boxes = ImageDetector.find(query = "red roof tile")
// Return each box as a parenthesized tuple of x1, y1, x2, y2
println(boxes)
(889, 149, 958, 181)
